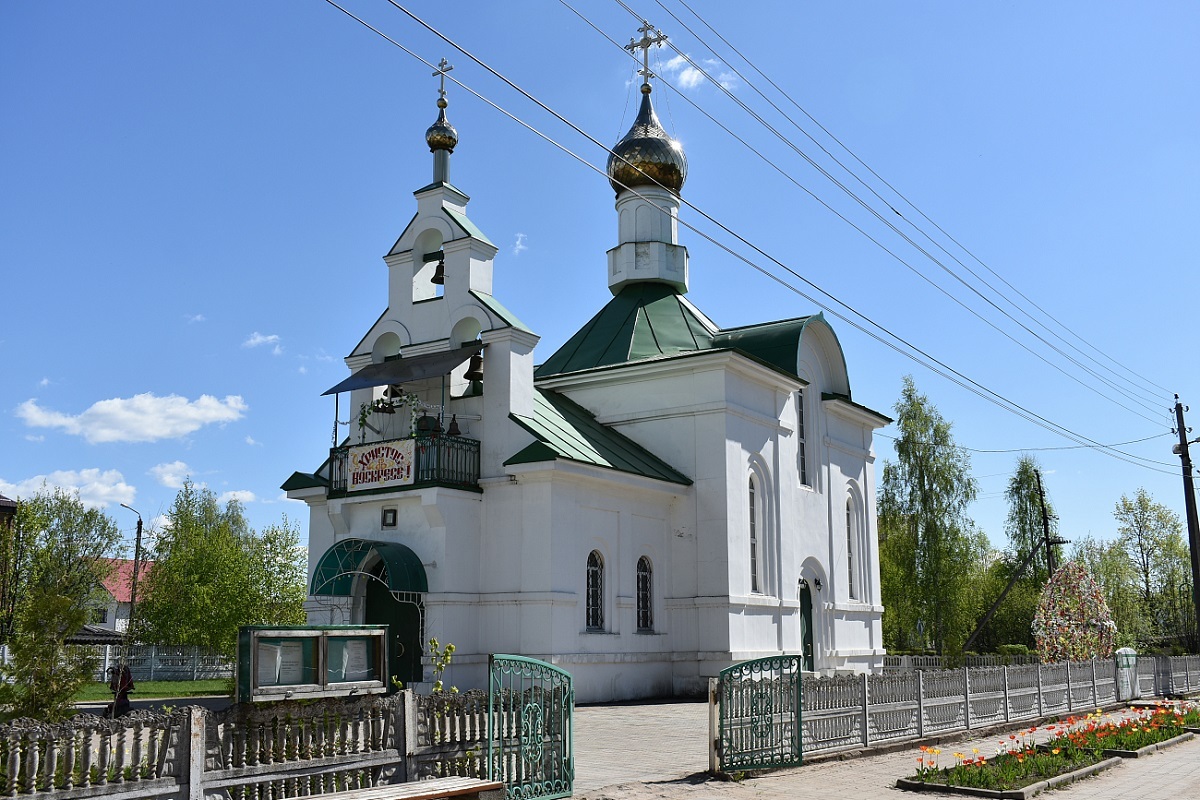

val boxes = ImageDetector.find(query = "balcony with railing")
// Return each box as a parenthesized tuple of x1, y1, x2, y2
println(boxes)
(329, 434, 481, 495)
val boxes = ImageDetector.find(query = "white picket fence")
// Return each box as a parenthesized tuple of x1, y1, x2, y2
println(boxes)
(0, 644, 233, 681)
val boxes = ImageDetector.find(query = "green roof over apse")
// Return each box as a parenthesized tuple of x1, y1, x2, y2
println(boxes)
(310, 538, 429, 597)
(713, 314, 838, 385)
(534, 283, 716, 378)
(506, 389, 692, 486)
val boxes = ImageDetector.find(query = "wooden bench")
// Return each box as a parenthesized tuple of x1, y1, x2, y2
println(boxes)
(318, 776, 506, 800)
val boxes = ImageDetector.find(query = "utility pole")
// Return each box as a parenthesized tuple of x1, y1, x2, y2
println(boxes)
(1171, 396, 1200, 652)
(1036, 470, 1057, 577)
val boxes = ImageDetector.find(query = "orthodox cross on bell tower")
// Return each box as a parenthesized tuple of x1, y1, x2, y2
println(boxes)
(432, 57, 454, 101)
(625, 22, 668, 82)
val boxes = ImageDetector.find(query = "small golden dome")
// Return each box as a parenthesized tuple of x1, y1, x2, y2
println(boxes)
(607, 83, 687, 195)
(425, 99, 458, 153)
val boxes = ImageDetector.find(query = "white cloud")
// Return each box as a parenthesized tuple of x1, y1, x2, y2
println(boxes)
(186, 313, 206, 324)
(149, 513, 172, 533)
(512, 232, 528, 256)
(243, 332, 281, 348)
(0, 469, 135, 509)
(219, 490, 257, 505)
(663, 54, 705, 90)
(276, 492, 306, 506)
(17, 393, 247, 444)
(272, 344, 284, 356)
(38, 377, 50, 388)
(314, 350, 334, 363)
(298, 365, 308, 375)
(149, 460, 191, 489)
(245, 436, 261, 446)
(24, 434, 44, 443)
(660, 54, 736, 92)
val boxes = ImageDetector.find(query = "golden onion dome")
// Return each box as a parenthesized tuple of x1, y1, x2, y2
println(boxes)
(425, 98, 458, 153)
(607, 83, 687, 195)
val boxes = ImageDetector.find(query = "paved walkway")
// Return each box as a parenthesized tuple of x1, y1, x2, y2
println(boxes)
(573, 700, 1200, 800)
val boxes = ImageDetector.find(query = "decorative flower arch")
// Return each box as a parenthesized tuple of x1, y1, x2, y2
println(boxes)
(1033, 561, 1116, 662)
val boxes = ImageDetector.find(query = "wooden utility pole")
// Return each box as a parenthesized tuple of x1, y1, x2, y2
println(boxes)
(1036, 471, 1057, 576)
(1171, 396, 1200, 650)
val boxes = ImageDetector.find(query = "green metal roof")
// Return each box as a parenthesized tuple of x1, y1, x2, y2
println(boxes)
(281, 471, 328, 491)
(534, 283, 716, 378)
(310, 538, 429, 596)
(507, 389, 692, 485)
(443, 206, 495, 247)
(713, 315, 823, 382)
(470, 290, 533, 334)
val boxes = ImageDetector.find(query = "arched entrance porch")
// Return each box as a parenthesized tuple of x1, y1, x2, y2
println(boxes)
(310, 538, 427, 686)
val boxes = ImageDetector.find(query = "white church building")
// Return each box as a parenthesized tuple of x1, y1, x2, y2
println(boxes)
(285, 49, 890, 703)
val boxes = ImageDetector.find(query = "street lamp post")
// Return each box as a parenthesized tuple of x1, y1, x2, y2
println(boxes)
(118, 503, 143, 641)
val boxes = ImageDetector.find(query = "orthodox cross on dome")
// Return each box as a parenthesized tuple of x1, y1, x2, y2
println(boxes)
(625, 22, 668, 82)
(432, 57, 454, 101)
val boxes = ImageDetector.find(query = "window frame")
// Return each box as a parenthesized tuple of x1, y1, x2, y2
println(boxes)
(749, 476, 761, 593)
(585, 550, 605, 631)
(636, 556, 653, 632)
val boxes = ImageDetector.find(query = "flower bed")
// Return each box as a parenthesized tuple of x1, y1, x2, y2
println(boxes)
(898, 702, 1199, 797)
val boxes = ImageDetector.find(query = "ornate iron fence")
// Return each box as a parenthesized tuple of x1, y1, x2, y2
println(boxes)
(715, 655, 802, 772)
(487, 654, 573, 800)
(711, 654, 1200, 771)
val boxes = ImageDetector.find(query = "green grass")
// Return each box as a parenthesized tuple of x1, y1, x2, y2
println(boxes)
(74, 679, 230, 703)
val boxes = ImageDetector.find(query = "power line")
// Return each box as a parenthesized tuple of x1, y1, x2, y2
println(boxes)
(600, 0, 1167, 421)
(654, 0, 1172, 403)
(877, 431, 1171, 455)
(320, 1, 1178, 476)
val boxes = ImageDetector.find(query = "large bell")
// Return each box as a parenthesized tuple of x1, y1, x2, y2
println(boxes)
(430, 257, 445, 285)
(464, 352, 484, 382)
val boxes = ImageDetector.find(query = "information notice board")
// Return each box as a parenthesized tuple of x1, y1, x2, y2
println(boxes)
(237, 626, 388, 702)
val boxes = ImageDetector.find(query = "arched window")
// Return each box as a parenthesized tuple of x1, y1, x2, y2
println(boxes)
(846, 499, 856, 600)
(636, 556, 653, 632)
(797, 388, 810, 486)
(586, 551, 604, 631)
(749, 477, 761, 593)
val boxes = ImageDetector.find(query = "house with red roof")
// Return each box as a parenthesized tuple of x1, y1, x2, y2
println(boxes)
(96, 557, 152, 633)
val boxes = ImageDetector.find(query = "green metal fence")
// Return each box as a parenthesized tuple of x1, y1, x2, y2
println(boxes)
(717, 654, 802, 772)
(487, 654, 574, 800)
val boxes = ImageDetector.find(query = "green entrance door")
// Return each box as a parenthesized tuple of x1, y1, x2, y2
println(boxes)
(364, 562, 423, 687)
(799, 582, 814, 672)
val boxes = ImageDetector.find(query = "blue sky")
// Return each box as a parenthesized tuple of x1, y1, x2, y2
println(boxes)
(2, 2, 1198, 556)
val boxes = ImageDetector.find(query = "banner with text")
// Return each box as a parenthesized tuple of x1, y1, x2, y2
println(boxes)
(348, 440, 415, 491)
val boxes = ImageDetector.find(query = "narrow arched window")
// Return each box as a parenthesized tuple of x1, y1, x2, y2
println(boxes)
(846, 499, 857, 600)
(636, 556, 653, 632)
(749, 477, 761, 593)
(797, 388, 810, 486)
(586, 550, 604, 631)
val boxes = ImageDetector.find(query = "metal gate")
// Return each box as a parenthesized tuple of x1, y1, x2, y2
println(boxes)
(487, 654, 574, 800)
(716, 654, 802, 772)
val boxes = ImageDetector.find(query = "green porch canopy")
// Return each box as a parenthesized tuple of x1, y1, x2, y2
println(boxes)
(310, 538, 429, 596)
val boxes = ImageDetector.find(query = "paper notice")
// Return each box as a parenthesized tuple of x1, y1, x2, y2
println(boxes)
(279, 641, 305, 684)
(257, 642, 281, 686)
(343, 639, 370, 681)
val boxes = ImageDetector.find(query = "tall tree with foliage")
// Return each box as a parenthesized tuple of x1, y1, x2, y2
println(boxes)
(1114, 489, 1183, 607)
(1070, 535, 1150, 648)
(0, 488, 121, 722)
(878, 376, 984, 654)
(138, 482, 306, 656)
(246, 515, 308, 627)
